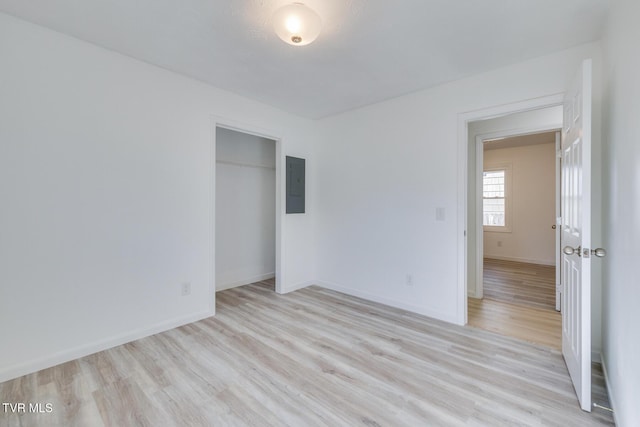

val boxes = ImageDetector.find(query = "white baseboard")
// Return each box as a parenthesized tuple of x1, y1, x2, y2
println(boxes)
(0, 309, 214, 384)
(216, 272, 275, 292)
(315, 280, 458, 324)
(279, 280, 314, 294)
(483, 255, 555, 266)
(600, 354, 619, 425)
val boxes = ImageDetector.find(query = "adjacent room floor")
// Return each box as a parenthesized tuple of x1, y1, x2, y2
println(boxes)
(467, 258, 561, 349)
(0, 279, 614, 426)
(483, 258, 557, 310)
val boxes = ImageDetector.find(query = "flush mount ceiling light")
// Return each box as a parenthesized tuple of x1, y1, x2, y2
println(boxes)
(272, 3, 322, 46)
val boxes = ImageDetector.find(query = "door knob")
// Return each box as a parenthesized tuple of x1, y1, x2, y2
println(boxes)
(552, 225, 557, 229)
(563, 245, 581, 256)
(591, 248, 607, 258)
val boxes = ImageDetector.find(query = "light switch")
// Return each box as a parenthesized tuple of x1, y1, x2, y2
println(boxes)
(436, 207, 446, 221)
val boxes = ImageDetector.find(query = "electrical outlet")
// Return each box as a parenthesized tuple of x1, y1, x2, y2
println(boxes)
(406, 274, 413, 286)
(181, 282, 191, 296)
(497, 241, 502, 247)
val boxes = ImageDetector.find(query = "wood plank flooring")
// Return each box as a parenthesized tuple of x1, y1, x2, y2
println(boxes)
(468, 258, 562, 349)
(468, 297, 562, 350)
(1, 281, 614, 426)
(483, 258, 556, 311)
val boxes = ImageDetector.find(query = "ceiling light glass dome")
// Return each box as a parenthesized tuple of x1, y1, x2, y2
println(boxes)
(272, 3, 322, 46)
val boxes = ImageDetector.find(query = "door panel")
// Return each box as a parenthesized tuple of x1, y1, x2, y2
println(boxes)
(561, 59, 592, 412)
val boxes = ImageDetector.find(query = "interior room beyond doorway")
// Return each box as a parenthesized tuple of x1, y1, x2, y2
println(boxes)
(468, 126, 561, 349)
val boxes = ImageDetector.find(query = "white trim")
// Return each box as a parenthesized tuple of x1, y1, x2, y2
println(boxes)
(474, 129, 560, 300)
(211, 116, 284, 294)
(0, 310, 213, 384)
(316, 280, 459, 325)
(457, 93, 564, 325)
(275, 140, 284, 294)
(209, 119, 216, 315)
(216, 273, 276, 292)
(474, 137, 484, 299)
(457, 116, 469, 325)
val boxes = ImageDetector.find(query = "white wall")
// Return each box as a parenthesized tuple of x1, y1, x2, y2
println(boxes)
(601, 0, 640, 425)
(483, 141, 556, 265)
(215, 127, 275, 290)
(467, 107, 563, 297)
(315, 42, 600, 324)
(0, 13, 316, 382)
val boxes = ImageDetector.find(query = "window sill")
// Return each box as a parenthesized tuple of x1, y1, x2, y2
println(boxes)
(483, 227, 512, 233)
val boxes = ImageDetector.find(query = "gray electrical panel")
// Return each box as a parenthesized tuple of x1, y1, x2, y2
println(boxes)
(286, 156, 305, 214)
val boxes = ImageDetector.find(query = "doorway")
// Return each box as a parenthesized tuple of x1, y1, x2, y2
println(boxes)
(458, 62, 604, 412)
(467, 127, 562, 349)
(214, 124, 281, 295)
(457, 102, 564, 345)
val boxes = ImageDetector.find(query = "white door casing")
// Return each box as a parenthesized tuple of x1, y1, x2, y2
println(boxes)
(458, 93, 566, 325)
(561, 59, 592, 412)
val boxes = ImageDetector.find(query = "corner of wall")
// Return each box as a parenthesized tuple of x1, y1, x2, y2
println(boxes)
(600, 353, 620, 426)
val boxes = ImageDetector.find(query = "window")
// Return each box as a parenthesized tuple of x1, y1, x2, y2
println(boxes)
(483, 166, 511, 231)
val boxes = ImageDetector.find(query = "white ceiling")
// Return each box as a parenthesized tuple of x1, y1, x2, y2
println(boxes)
(0, 0, 611, 119)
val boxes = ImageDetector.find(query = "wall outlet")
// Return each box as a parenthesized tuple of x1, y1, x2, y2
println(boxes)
(497, 241, 503, 247)
(406, 274, 413, 286)
(181, 282, 191, 296)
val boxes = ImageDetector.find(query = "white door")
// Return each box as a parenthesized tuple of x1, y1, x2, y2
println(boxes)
(561, 59, 592, 412)
(555, 131, 562, 312)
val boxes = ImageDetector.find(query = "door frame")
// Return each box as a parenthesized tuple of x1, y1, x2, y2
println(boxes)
(472, 127, 561, 301)
(554, 131, 562, 311)
(211, 116, 284, 301)
(456, 94, 564, 325)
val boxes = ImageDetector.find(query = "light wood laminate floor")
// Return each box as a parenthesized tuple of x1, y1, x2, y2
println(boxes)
(1, 281, 613, 426)
(468, 258, 561, 349)
(483, 258, 556, 311)
(468, 297, 562, 350)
